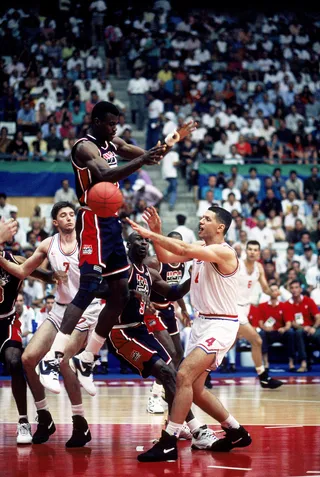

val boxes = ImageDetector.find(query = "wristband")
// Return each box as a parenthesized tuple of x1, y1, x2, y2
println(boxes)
(165, 129, 180, 147)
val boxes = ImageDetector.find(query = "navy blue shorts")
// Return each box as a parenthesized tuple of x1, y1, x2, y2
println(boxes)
(159, 305, 180, 336)
(108, 323, 172, 377)
(76, 209, 129, 278)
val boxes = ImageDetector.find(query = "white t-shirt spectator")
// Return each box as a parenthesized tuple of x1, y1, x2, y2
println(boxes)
(248, 226, 275, 249)
(173, 225, 197, 244)
(148, 99, 164, 119)
(306, 265, 320, 288)
(67, 57, 85, 71)
(54, 187, 78, 203)
(127, 77, 149, 94)
(248, 177, 261, 194)
(197, 199, 221, 217)
(35, 306, 50, 328)
(162, 151, 179, 179)
(23, 280, 44, 306)
(284, 213, 306, 229)
(222, 200, 242, 214)
(0, 202, 15, 220)
(212, 140, 230, 158)
(18, 305, 35, 347)
(222, 187, 241, 201)
(35, 96, 56, 113)
(86, 55, 103, 70)
(298, 254, 318, 273)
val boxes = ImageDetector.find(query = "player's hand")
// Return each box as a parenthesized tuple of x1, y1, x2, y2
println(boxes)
(181, 309, 191, 327)
(141, 142, 167, 166)
(126, 218, 152, 238)
(52, 270, 68, 284)
(177, 121, 197, 141)
(0, 219, 18, 244)
(142, 206, 162, 234)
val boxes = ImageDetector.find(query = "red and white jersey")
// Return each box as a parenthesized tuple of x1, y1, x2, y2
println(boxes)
(237, 259, 260, 305)
(190, 242, 239, 318)
(47, 234, 79, 304)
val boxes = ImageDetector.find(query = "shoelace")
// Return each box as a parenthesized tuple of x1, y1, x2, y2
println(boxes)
(18, 423, 30, 435)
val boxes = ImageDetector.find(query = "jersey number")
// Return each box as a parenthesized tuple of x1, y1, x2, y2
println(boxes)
(195, 272, 200, 284)
(0, 286, 3, 304)
(139, 301, 146, 315)
(205, 338, 216, 347)
(63, 262, 70, 273)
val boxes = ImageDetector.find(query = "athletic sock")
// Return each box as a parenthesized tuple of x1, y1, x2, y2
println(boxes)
(71, 404, 85, 417)
(35, 398, 49, 411)
(151, 382, 163, 397)
(85, 331, 106, 355)
(256, 365, 265, 376)
(19, 415, 29, 424)
(49, 331, 71, 356)
(220, 414, 240, 429)
(186, 417, 202, 434)
(166, 420, 183, 437)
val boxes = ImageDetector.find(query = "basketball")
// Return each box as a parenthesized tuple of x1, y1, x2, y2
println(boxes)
(87, 182, 124, 218)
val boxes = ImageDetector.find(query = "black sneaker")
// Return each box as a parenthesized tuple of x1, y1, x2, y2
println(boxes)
(32, 410, 56, 444)
(210, 425, 252, 452)
(259, 370, 283, 389)
(65, 416, 92, 448)
(137, 430, 178, 462)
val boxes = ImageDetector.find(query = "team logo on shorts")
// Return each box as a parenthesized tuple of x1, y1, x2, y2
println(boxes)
(131, 350, 141, 362)
(82, 245, 93, 255)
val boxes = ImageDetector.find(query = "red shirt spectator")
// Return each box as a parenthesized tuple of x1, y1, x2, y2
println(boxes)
(258, 300, 291, 330)
(236, 135, 252, 157)
(286, 294, 319, 326)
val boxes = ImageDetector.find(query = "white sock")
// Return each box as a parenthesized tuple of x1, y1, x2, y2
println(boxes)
(221, 414, 240, 429)
(256, 365, 265, 375)
(85, 331, 106, 355)
(187, 417, 202, 434)
(151, 382, 163, 397)
(71, 404, 85, 417)
(50, 331, 71, 355)
(35, 398, 49, 411)
(166, 420, 183, 437)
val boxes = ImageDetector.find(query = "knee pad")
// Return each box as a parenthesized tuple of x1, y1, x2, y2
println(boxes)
(72, 274, 102, 310)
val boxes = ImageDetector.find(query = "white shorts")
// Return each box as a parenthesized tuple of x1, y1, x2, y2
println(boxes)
(47, 300, 103, 335)
(186, 316, 239, 370)
(237, 304, 250, 326)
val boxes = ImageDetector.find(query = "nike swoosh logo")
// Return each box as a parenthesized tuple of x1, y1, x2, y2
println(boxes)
(48, 421, 54, 429)
(84, 429, 89, 436)
(163, 448, 175, 454)
(79, 360, 87, 374)
(232, 437, 243, 445)
(41, 362, 48, 372)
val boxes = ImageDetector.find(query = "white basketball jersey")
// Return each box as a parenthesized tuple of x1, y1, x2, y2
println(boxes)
(47, 234, 80, 304)
(237, 259, 260, 305)
(190, 243, 239, 318)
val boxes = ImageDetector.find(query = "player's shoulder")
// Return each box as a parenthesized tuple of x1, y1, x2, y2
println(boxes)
(144, 255, 160, 270)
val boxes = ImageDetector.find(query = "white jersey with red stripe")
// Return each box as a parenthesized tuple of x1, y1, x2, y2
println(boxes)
(237, 259, 260, 306)
(190, 242, 239, 318)
(71, 133, 119, 208)
(47, 234, 79, 304)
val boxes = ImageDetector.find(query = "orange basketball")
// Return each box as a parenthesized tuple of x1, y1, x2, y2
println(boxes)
(87, 182, 124, 218)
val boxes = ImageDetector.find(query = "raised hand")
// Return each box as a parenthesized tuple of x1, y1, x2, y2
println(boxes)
(0, 219, 18, 244)
(126, 217, 152, 238)
(177, 121, 198, 141)
(141, 142, 167, 166)
(142, 207, 162, 234)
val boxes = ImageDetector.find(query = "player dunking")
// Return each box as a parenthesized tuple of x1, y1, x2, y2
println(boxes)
(127, 206, 251, 462)
(0, 247, 52, 444)
(39, 101, 196, 393)
(237, 241, 283, 389)
(0, 202, 102, 447)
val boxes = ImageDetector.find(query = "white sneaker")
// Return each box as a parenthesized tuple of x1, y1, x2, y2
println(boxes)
(179, 422, 192, 440)
(17, 423, 32, 444)
(191, 425, 218, 450)
(146, 395, 165, 414)
(37, 352, 61, 394)
(70, 353, 96, 396)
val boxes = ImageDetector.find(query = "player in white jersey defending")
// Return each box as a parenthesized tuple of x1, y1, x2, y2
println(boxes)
(0, 202, 102, 447)
(127, 206, 252, 462)
(237, 241, 283, 389)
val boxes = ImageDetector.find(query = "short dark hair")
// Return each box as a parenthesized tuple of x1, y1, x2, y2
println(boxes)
(249, 167, 257, 173)
(51, 201, 76, 220)
(176, 214, 186, 225)
(0, 193, 7, 200)
(207, 206, 232, 235)
(61, 179, 69, 184)
(289, 280, 301, 287)
(91, 101, 120, 122)
(288, 246, 294, 251)
(246, 240, 261, 249)
(168, 231, 182, 240)
(45, 294, 55, 301)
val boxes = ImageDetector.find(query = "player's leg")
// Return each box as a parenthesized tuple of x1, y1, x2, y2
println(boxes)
(60, 330, 91, 448)
(22, 320, 57, 444)
(3, 345, 32, 444)
(239, 323, 283, 388)
(295, 328, 308, 372)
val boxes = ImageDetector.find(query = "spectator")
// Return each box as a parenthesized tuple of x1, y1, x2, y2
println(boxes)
(15, 293, 35, 348)
(260, 188, 282, 217)
(277, 119, 293, 144)
(35, 88, 55, 113)
(294, 232, 317, 255)
(23, 277, 44, 308)
(132, 178, 163, 208)
(258, 283, 295, 371)
(227, 214, 249, 244)
(306, 254, 320, 306)
(17, 100, 37, 134)
(85, 91, 100, 115)
(304, 167, 320, 201)
(6, 131, 29, 161)
(276, 246, 296, 275)
(45, 125, 64, 162)
(54, 179, 77, 203)
(223, 192, 242, 214)
(31, 131, 48, 161)
(201, 175, 222, 201)
(284, 204, 306, 233)
(197, 190, 217, 217)
(267, 208, 286, 241)
(222, 178, 241, 201)
(174, 214, 197, 244)
(224, 145, 244, 165)
(248, 214, 275, 249)
(242, 192, 259, 219)
(212, 132, 230, 159)
(311, 220, 320, 246)
(247, 168, 261, 195)
(127, 69, 149, 130)
(235, 135, 252, 158)
(107, 91, 126, 113)
(285, 105, 304, 133)
(27, 219, 48, 243)
(305, 203, 320, 232)
(252, 137, 269, 161)
(161, 149, 179, 211)
(285, 170, 304, 199)
(287, 280, 320, 372)
(268, 133, 284, 163)
(104, 23, 123, 78)
(35, 295, 55, 329)
(0, 127, 11, 158)
(281, 189, 302, 215)
(86, 48, 103, 78)
(0, 193, 15, 220)
(298, 245, 317, 273)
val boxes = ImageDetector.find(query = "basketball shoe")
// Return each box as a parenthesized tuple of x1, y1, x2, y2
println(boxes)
(191, 425, 218, 449)
(32, 410, 56, 444)
(66, 416, 92, 448)
(37, 351, 61, 394)
(147, 395, 165, 414)
(17, 421, 32, 444)
(137, 430, 178, 462)
(70, 352, 97, 396)
(210, 425, 252, 452)
(258, 370, 283, 389)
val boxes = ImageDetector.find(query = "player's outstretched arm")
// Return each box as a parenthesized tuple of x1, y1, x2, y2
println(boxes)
(0, 238, 50, 280)
(0, 219, 18, 244)
(149, 268, 191, 300)
(257, 262, 272, 295)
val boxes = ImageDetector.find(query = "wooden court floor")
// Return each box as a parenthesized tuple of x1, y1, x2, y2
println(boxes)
(0, 377, 319, 477)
